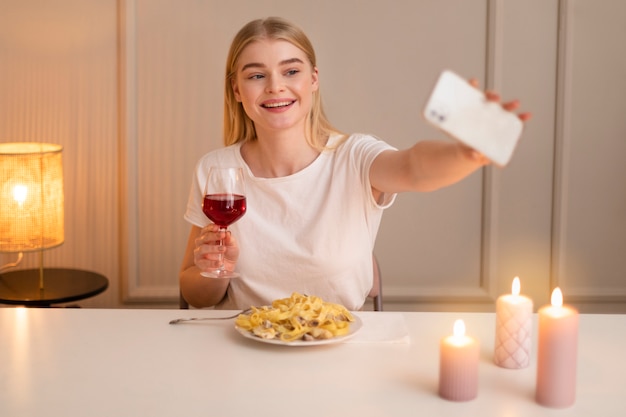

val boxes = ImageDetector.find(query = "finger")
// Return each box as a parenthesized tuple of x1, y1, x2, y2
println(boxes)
(194, 243, 220, 258)
(459, 143, 490, 165)
(196, 257, 220, 271)
(498, 99, 531, 122)
(194, 245, 225, 269)
(502, 99, 520, 111)
(468, 78, 479, 88)
(195, 234, 216, 247)
(222, 230, 236, 245)
(471, 150, 490, 165)
(485, 90, 500, 102)
(197, 228, 225, 243)
(202, 224, 220, 234)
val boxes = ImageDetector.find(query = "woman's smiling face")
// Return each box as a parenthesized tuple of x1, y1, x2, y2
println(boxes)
(231, 39, 319, 137)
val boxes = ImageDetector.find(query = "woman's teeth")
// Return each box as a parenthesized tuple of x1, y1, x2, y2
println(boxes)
(263, 101, 293, 108)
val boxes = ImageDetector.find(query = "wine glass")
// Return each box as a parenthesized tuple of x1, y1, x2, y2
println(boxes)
(201, 167, 247, 278)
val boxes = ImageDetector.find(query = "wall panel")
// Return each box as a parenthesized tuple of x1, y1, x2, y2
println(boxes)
(551, 0, 626, 311)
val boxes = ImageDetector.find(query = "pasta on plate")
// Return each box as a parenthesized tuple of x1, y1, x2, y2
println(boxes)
(235, 293, 355, 342)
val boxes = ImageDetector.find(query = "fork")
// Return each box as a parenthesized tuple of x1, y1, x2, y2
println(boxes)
(168, 309, 251, 325)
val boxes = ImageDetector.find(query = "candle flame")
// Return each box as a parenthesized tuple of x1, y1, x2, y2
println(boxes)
(512, 276, 521, 296)
(453, 319, 466, 338)
(551, 287, 563, 307)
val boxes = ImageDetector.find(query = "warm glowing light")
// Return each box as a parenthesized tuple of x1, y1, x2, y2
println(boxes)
(0, 142, 64, 253)
(512, 276, 521, 296)
(12, 184, 28, 205)
(551, 287, 563, 307)
(453, 319, 466, 338)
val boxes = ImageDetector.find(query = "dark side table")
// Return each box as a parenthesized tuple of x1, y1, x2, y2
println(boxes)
(0, 268, 109, 307)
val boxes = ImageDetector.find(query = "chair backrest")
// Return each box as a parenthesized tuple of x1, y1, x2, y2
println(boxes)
(179, 291, 189, 309)
(180, 254, 383, 311)
(371, 254, 383, 311)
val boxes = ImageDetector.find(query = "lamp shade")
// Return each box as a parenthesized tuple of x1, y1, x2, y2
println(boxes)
(0, 142, 64, 253)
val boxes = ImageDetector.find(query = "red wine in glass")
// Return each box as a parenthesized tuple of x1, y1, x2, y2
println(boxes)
(201, 167, 246, 278)
(202, 193, 246, 227)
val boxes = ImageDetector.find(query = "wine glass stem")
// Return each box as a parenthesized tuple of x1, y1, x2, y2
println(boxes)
(217, 227, 227, 272)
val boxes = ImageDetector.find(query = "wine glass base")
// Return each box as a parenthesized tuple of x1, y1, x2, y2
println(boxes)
(200, 270, 240, 279)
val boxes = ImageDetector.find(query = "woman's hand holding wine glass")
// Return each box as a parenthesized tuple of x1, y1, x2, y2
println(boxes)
(194, 224, 240, 276)
(199, 167, 246, 279)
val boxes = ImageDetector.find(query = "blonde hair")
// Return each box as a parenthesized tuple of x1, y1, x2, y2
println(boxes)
(223, 17, 340, 150)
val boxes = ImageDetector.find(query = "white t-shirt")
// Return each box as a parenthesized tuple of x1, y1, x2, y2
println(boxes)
(184, 133, 396, 310)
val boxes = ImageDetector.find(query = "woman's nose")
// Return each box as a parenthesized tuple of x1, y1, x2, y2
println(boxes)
(265, 75, 285, 93)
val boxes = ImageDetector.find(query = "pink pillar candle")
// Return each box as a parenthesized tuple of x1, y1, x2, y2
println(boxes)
(439, 319, 479, 401)
(494, 277, 533, 368)
(535, 287, 578, 408)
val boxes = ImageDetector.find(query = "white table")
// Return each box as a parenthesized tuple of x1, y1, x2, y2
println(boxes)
(1, 308, 624, 417)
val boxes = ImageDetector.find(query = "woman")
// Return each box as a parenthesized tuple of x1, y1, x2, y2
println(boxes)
(179, 17, 530, 310)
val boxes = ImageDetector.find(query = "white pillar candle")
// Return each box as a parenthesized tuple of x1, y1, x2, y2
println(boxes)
(494, 277, 534, 368)
(439, 319, 479, 401)
(535, 287, 578, 408)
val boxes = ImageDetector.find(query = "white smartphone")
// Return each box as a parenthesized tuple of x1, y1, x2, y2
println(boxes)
(423, 70, 523, 166)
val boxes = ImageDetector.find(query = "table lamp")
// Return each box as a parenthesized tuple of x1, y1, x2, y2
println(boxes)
(0, 142, 64, 290)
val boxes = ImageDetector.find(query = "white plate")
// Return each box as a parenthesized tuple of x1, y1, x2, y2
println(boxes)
(234, 315, 362, 346)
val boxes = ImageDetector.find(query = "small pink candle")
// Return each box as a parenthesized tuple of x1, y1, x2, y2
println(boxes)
(536, 287, 578, 408)
(439, 319, 479, 401)
(494, 277, 533, 368)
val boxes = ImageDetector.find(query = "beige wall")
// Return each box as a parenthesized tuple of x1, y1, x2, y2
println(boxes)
(1, 0, 624, 312)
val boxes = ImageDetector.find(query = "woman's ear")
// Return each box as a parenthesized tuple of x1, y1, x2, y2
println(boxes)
(231, 78, 242, 102)
(311, 67, 319, 92)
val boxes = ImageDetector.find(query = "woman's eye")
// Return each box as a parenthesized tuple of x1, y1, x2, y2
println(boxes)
(248, 74, 264, 80)
(286, 69, 299, 76)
